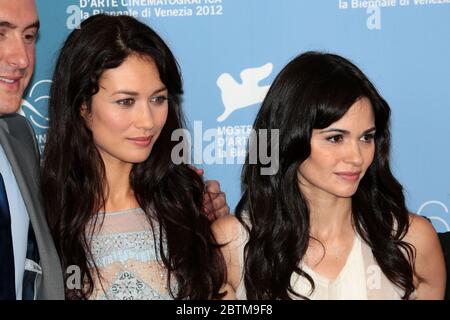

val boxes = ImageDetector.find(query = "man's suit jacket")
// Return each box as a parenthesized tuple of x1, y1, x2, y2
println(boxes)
(0, 113, 64, 300)
(438, 232, 450, 300)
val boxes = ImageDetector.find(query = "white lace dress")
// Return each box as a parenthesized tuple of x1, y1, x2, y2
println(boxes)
(86, 208, 176, 300)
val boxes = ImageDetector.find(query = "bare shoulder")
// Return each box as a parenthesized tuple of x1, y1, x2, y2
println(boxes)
(405, 213, 446, 299)
(211, 215, 245, 245)
(404, 213, 440, 247)
(211, 215, 247, 293)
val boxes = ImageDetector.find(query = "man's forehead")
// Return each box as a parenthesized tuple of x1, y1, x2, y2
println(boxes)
(0, 0, 38, 27)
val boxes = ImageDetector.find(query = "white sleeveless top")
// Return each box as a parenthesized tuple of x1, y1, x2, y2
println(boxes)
(85, 208, 176, 300)
(233, 220, 414, 300)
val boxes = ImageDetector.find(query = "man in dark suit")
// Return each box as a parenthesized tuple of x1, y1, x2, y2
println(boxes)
(438, 232, 450, 299)
(0, 0, 64, 299)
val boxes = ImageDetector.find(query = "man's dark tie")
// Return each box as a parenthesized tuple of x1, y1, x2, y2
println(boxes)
(0, 172, 16, 299)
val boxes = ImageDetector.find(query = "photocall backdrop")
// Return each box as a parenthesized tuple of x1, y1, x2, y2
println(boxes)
(24, 0, 450, 232)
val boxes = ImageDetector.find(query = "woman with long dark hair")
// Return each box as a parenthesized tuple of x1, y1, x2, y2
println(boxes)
(42, 14, 227, 300)
(213, 51, 446, 299)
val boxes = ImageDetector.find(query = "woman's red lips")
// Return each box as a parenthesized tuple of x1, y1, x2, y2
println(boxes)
(127, 136, 153, 147)
(335, 171, 361, 182)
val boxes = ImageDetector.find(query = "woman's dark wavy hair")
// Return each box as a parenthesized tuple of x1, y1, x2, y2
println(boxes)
(42, 14, 225, 300)
(236, 51, 415, 299)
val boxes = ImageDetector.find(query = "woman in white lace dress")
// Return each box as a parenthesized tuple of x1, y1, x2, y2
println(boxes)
(41, 14, 227, 300)
(212, 52, 446, 300)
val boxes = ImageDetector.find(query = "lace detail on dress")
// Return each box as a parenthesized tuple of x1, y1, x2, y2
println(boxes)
(100, 271, 171, 300)
(90, 230, 162, 268)
(86, 208, 176, 300)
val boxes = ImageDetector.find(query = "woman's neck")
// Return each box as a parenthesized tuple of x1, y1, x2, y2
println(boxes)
(101, 156, 139, 212)
(304, 191, 353, 241)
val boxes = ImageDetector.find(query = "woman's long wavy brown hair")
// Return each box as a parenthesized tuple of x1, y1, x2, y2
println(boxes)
(42, 14, 225, 300)
(236, 51, 416, 299)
